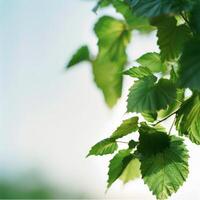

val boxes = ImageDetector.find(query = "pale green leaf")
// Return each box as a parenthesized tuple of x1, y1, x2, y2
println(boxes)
(119, 158, 141, 184)
(93, 16, 131, 107)
(142, 112, 157, 123)
(87, 138, 118, 157)
(137, 52, 167, 73)
(124, 66, 153, 79)
(107, 149, 133, 188)
(110, 117, 139, 139)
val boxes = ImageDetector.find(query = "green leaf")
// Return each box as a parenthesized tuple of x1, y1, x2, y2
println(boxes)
(93, 16, 131, 107)
(137, 52, 167, 73)
(107, 149, 133, 188)
(190, 2, 200, 34)
(94, 16, 130, 61)
(93, 0, 111, 13)
(112, 0, 154, 32)
(178, 39, 200, 90)
(124, 66, 153, 79)
(140, 136, 189, 200)
(152, 16, 191, 61)
(128, 140, 138, 149)
(127, 0, 192, 17)
(127, 77, 177, 113)
(138, 125, 170, 156)
(142, 112, 157, 123)
(87, 138, 118, 157)
(176, 94, 200, 144)
(67, 45, 90, 68)
(110, 117, 139, 139)
(119, 158, 141, 184)
(158, 89, 184, 119)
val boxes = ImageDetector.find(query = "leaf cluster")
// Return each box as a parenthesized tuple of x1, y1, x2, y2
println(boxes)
(67, 0, 200, 199)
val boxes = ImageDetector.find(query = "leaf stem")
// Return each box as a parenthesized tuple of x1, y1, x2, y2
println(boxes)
(168, 116, 176, 135)
(116, 140, 128, 144)
(152, 111, 177, 126)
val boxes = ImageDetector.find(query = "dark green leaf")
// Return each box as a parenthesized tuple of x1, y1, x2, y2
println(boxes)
(87, 138, 118, 157)
(127, 0, 192, 17)
(138, 125, 170, 156)
(152, 16, 191, 61)
(127, 77, 177, 113)
(110, 117, 138, 139)
(178, 38, 200, 90)
(176, 94, 200, 144)
(190, 2, 200, 34)
(112, 0, 154, 32)
(128, 140, 138, 149)
(140, 136, 189, 200)
(67, 45, 90, 68)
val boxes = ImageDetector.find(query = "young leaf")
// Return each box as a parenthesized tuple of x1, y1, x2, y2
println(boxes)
(110, 117, 138, 139)
(107, 149, 133, 188)
(137, 52, 166, 73)
(127, 0, 192, 17)
(140, 136, 189, 200)
(152, 16, 191, 61)
(127, 77, 177, 113)
(94, 16, 130, 61)
(141, 112, 157, 123)
(123, 66, 153, 79)
(119, 158, 141, 184)
(67, 45, 90, 68)
(87, 138, 118, 157)
(93, 16, 131, 107)
(178, 39, 200, 91)
(176, 94, 200, 144)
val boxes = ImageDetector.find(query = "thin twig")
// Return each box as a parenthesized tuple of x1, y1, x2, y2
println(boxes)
(116, 140, 128, 144)
(168, 115, 176, 135)
(152, 111, 177, 126)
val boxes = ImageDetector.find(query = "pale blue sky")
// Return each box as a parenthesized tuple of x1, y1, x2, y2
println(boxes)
(1, 0, 200, 199)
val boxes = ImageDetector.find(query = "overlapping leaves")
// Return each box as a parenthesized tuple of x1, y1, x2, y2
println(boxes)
(151, 16, 191, 61)
(67, 0, 200, 199)
(176, 94, 200, 144)
(127, 0, 193, 17)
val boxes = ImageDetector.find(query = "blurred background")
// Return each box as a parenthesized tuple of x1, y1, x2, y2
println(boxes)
(1, 0, 200, 199)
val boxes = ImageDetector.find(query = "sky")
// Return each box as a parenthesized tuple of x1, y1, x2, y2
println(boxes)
(1, 0, 200, 199)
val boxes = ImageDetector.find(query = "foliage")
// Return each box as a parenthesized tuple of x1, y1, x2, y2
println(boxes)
(67, 0, 200, 199)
